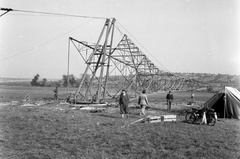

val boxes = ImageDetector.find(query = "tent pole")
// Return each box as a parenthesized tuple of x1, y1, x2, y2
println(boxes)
(224, 87, 226, 118)
(224, 94, 226, 119)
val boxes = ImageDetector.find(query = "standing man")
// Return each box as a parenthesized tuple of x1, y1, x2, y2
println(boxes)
(53, 86, 59, 101)
(191, 91, 195, 103)
(119, 89, 129, 118)
(166, 90, 173, 109)
(138, 89, 149, 115)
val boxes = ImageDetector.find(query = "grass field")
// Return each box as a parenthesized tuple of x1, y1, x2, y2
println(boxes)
(0, 85, 240, 159)
(0, 85, 76, 102)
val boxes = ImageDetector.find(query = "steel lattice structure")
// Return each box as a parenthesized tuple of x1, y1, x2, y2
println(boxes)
(0, 8, 207, 104)
(68, 18, 207, 104)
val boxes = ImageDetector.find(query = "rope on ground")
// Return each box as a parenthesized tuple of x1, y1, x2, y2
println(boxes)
(121, 117, 145, 128)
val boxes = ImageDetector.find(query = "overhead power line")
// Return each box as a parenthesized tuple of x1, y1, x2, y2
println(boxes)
(0, 19, 93, 62)
(0, 8, 12, 17)
(115, 20, 202, 81)
(0, 7, 205, 85)
(115, 21, 169, 72)
(0, 7, 109, 19)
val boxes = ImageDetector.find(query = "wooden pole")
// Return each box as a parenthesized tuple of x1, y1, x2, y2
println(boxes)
(67, 38, 70, 94)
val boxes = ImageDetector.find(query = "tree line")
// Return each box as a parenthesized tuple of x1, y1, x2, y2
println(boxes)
(30, 74, 90, 87)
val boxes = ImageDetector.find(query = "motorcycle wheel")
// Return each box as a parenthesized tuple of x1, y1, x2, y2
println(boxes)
(189, 113, 196, 123)
(185, 112, 192, 122)
(207, 116, 216, 126)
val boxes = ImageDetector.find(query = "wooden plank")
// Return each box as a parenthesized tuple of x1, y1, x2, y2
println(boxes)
(161, 115, 176, 121)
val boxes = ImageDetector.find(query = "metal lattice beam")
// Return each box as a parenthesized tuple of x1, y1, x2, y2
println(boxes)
(68, 19, 207, 104)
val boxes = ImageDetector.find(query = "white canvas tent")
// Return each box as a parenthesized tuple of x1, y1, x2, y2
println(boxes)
(204, 87, 240, 119)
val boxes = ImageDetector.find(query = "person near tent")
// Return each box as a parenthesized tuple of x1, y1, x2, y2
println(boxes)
(138, 89, 149, 115)
(191, 92, 195, 103)
(166, 90, 173, 109)
(199, 107, 207, 124)
(119, 89, 129, 118)
(53, 86, 59, 101)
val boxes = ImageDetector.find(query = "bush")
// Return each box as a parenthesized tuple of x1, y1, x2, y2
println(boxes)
(207, 85, 213, 92)
(31, 74, 40, 86)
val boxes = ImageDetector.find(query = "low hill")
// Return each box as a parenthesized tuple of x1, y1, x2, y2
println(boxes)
(1, 73, 239, 89)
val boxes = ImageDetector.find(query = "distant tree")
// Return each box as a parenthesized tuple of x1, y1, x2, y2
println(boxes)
(42, 80, 60, 87)
(41, 78, 47, 87)
(62, 74, 76, 87)
(69, 74, 76, 87)
(62, 75, 68, 87)
(75, 78, 81, 87)
(31, 74, 40, 86)
(56, 81, 61, 87)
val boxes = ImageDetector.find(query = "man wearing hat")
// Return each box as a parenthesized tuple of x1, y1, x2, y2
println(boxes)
(166, 90, 173, 109)
(119, 89, 129, 118)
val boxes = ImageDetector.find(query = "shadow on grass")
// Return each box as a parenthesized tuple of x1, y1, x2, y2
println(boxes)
(181, 120, 193, 124)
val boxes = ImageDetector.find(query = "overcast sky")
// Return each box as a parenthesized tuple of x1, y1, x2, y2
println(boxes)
(0, 0, 239, 79)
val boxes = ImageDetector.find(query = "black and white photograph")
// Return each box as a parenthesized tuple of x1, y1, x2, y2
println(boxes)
(0, 0, 239, 158)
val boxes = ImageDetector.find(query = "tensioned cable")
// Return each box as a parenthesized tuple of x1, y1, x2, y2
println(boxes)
(0, 11, 9, 17)
(7, 13, 71, 17)
(1, 8, 205, 85)
(0, 7, 109, 19)
(115, 22, 180, 79)
(114, 23, 124, 37)
(116, 20, 209, 86)
(0, 8, 12, 17)
(115, 21, 169, 72)
(115, 20, 204, 82)
(0, 19, 93, 62)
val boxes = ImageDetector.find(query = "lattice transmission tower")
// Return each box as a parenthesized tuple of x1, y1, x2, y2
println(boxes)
(67, 18, 207, 104)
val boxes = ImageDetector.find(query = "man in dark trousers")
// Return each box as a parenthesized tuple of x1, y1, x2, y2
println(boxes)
(119, 89, 129, 118)
(166, 90, 173, 109)
(53, 86, 59, 101)
(138, 89, 149, 115)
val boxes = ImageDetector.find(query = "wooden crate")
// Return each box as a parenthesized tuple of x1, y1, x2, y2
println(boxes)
(161, 115, 176, 122)
(146, 116, 161, 123)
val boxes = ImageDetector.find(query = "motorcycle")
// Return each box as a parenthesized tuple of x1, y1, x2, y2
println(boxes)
(185, 107, 217, 126)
